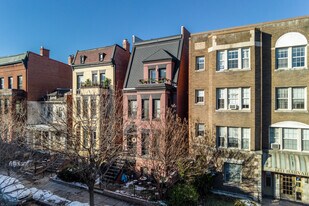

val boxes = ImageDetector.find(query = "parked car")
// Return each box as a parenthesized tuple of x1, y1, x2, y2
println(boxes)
(0, 175, 32, 205)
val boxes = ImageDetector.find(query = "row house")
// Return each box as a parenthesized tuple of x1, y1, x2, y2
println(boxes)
(27, 88, 72, 151)
(71, 41, 130, 149)
(189, 16, 309, 204)
(0, 47, 72, 141)
(123, 26, 190, 173)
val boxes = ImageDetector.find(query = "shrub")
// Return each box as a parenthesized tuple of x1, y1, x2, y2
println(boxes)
(234, 199, 257, 206)
(167, 183, 199, 206)
(57, 167, 86, 183)
(193, 173, 214, 197)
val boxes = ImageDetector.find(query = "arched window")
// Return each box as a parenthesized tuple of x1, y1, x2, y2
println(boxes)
(269, 121, 309, 152)
(275, 32, 307, 69)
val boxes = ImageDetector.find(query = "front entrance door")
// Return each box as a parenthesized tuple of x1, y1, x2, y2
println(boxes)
(280, 175, 302, 201)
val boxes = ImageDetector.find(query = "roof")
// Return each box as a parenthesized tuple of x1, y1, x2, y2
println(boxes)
(143, 49, 174, 63)
(0, 53, 27, 66)
(72, 45, 117, 66)
(124, 35, 183, 88)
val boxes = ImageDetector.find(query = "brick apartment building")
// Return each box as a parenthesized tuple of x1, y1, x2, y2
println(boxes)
(189, 16, 309, 204)
(71, 41, 130, 149)
(0, 47, 72, 140)
(123, 26, 190, 172)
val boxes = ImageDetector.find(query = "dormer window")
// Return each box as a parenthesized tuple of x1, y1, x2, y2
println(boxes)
(99, 53, 105, 62)
(158, 67, 166, 80)
(80, 55, 86, 64)
(148, 68, 156, 83)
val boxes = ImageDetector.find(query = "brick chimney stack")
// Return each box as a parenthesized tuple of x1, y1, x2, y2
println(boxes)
(40, 46, 50, 58)
(122, 39, 130, 52)
(68, 55, 74, 65)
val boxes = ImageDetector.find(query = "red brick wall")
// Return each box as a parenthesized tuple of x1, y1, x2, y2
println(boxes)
(114, 46, 130, 91)
(177, 27, 190, 119)
(27, 52, 72, 101)
(0, 63, 27, 91)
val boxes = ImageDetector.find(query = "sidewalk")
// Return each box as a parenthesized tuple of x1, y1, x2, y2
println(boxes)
(262, 197, 307, 206)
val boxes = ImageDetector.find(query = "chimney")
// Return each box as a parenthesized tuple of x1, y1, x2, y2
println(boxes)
(40, 46, 50, 58)
(122, 39, 130, 52)
(68, 55, 74, 65)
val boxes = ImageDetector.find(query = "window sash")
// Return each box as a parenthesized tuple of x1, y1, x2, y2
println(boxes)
(228, 127, 238, 148)
(228, 50, 238, 69)
(195, 90, 204, 103)
(283, 128, 298, 150)
(241, 128, 250, 149)
(92, 73, 98, 85)
(217, 51, 225, 71)
(153, 99, 161, 119)
(228, 89, 239, 106)
(158, 68, 166, 79)
(242, 48, 250, 69)
(292, 46, 305, 67)
(196, 56, 205, 70)
(225, 163, 241, 183)
(302, 130, 309, 151)
(142, 99, 149, 119)
(0, 78, 3, 89)
(128, 100, 137, 118)
(242, 88, 250, 109)
(149, 69, 156, 83)
(292, 88, 305, 109)
(276, 88, 289, 109)
(196, 123, 205, 137)
(277, 48, 288, 68)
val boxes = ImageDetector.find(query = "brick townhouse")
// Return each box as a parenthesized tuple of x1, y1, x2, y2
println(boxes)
(0, 47, 72, 140)
(123, 26, 190, 173)
(189, 16, 309, 204)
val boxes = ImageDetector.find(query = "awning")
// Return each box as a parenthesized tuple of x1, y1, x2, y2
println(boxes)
(263, 150, 309, 177)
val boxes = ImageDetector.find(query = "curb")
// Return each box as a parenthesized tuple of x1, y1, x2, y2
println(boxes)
(50, 178, 156, 206)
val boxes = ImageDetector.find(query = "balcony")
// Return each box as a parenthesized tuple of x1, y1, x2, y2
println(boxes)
(137, 78, 175, 91)
(139, 78, 172, 85)
(76, 79, 110, 95)
(0, 89, 26, 98)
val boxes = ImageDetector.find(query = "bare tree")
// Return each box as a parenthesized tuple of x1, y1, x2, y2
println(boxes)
(37, 86, 123, 206)
(130, 108, 188, 198)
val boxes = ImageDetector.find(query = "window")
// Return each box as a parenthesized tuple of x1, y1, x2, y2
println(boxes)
(276, 46, 306, 69)
(80, 55, 85, 64)
(158, 68, 166, 80)
(76, 98, 81, 115)
(83, 129, 88, 147)
(142, 99, 149, 120)
(83, 97, 88, 118)
(91, 129, 97, 147)
(0, 99, 2, 114)
(4, 99, 9, 114)
(77, 75, 83, 89)
(228, 127, 238, 148)
(228, 50, 238, 69)
(276, 87, 306, 110)
(195, 123, 205, 137)
(17, 76, 22, 89)
(153, 99, 160, 119)
(195, 90, 204, 104)
(224, 163, 242, 183)
(8, 77, 13, 89)
(100, 72, 106, 84)
(99, 53, 105, 62)
(91, 98, 96, 118)
(141, 130, 149, 156)
(277, 48, 288, 69)
(217, 48, 250, 71)
(196, 56, 205, 70)
(217, 88, 250, 110)
(217, 126, 250, 150)
(241, 128, 250, 149)
(149, 68, 156, 83)
(302, 130, 309, 151)
(0, 77, 4, 89)
(270, 126, 309, 152)
(283, 128, 298, 150)
(128, 100, 137, 118)
(92, 73, 98, 85)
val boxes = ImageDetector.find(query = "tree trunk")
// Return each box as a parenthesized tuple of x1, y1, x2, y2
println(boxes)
(89, 185, 95, 206)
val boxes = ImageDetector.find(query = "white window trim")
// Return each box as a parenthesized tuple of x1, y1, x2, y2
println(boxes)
(195, 89, 205, 105)
(275, 87, 307, 111)
(217, 48, 250, 71)
(275, 46, 307, 70)
(224, 162, 243, 183)
(216, 87, 251, 111)
(269, 127, 309, 152)
(217, 126, 250, 150)
(195, 56, 205, 71)
(195, 123, 205, 137)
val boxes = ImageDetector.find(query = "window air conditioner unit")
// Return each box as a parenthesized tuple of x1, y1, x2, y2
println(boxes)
(271, 143, 280, 150)
(229, 104, 239, 110)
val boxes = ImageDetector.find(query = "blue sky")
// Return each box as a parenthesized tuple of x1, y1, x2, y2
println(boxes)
(0, 0, 308, 63)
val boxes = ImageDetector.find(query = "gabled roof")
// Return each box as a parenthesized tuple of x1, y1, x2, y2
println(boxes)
(0, 53, 27, 66)
(124, 35, 183, 88)
(72, 45, 117, 67)
(143, 49, 174, 63)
